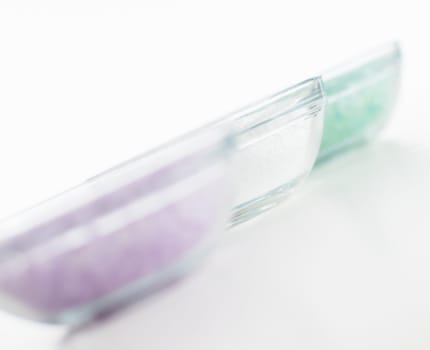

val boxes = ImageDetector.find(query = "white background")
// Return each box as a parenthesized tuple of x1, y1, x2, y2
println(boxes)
(1, 1, 430, 349)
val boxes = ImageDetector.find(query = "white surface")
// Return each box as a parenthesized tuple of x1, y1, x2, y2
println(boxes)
(0, 1, 430, 349)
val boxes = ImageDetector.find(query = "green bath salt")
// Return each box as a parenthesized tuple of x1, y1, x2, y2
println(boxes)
(317, 43, 401, 162)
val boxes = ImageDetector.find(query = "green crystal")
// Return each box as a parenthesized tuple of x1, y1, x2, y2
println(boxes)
(317, 43, 401, 162)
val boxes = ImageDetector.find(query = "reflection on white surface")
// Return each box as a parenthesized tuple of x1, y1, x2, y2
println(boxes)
(58, 141, 430, 350)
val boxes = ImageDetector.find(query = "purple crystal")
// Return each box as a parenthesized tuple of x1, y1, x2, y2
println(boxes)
(0, 134, 232, 322)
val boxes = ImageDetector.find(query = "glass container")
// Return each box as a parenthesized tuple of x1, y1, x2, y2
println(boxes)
(0, 128, 233, 324)
(317, 42, 401, 162)
(220, 78, 325, 225)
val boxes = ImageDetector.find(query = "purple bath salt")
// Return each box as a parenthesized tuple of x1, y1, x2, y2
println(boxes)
(0, 131, 232, 323)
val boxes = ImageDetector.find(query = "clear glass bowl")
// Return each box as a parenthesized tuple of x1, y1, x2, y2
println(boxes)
(317, 42, 402, 162)
(222, 78, 325, 225)
(0, 127, 234, 324)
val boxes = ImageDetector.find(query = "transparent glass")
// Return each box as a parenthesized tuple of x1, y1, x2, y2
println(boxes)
(0, 127, 233, 324)
(317, 42, 402, 162)
(0, 42, 402, 324)
(221, 78, 325, 225)
(0, 77, 326, 324)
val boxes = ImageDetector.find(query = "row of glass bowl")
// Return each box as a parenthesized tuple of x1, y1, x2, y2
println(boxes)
(0, 43, 401, 324)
